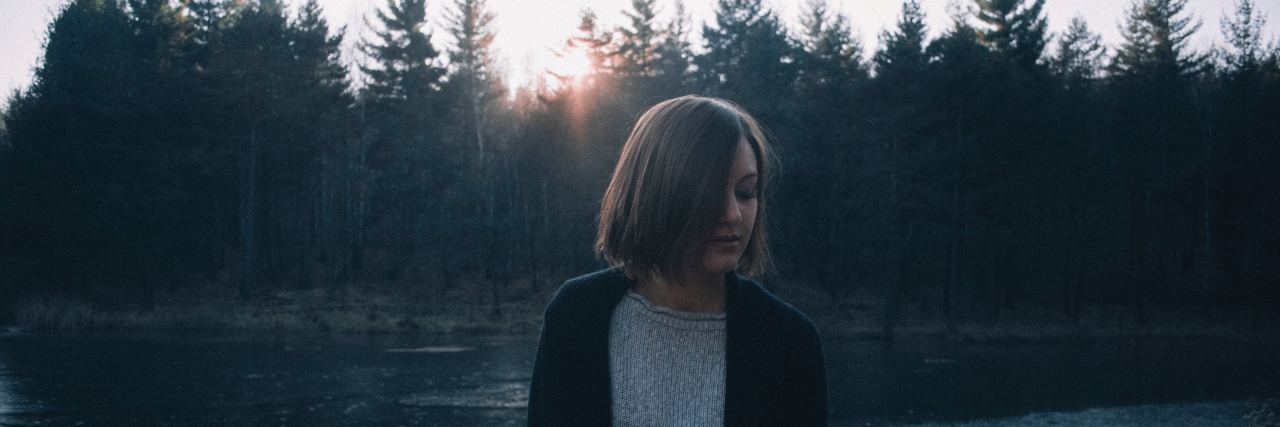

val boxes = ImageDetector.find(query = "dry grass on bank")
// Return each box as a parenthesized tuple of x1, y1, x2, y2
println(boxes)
(4, 277, 1277, 342)
(5, 278, 556, 335)
(770, 279, 1280, 343)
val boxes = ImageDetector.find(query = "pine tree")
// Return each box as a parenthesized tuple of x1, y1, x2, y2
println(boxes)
(207, 0, 298, 299)
(445, 0, 509, 315)
(874, 0, 929, 83)
(360, 0, 446, 107)
(793, 0, 865, 286)
(653, 0, 693, 94)
(868, 0, 936, 340)
(799, 0, 866, 88)
(698, 0, 798, 100)
(292, 0, 350, 98)
(616, 0, 662, 79)
(359, 0, 449, 285)
(566, 8, 617, 78)
(445, 0, 502, 162)
(1051, 15, 1106, 91)
(1, 0, 172, 304)
(924, 5, 997, 328)
(1221, 0, 1271, 74)
(1216, 0, 1280, 325)
(1111, 0, 1204, 82)
(1109, 0, 1206, 324)
(288, 0, 357, 290)
(1044, 16, 1109, 323)
(695, 0, 799, 152)
(973, 0, 1048, 69)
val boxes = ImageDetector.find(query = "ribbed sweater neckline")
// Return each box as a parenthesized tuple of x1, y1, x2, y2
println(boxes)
(621, 290, 727, 331)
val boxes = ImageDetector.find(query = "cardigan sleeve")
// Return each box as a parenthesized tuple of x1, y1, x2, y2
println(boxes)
(526, 313, 549, 426)
(795, 320, 829, 426)
(528, 276, 575, 427)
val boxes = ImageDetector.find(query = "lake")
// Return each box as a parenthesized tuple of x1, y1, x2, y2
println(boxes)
(0, 332, 1276, 425)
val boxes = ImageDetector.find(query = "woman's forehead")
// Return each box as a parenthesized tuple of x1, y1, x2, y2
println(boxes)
(733, 137, 758, 175)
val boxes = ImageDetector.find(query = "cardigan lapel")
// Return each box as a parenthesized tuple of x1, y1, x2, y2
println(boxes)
(580, 269, 632, 424)
(723, 271, 754, 425)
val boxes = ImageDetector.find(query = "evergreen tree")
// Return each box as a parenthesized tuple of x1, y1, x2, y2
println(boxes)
(799, 0, 866, 87)
(212, 0, 295, 298)
(794, 0, 865, 286)
(874, 0, 929, 83)
(292, 0, 350, 98)
(973, 0, 1048, 69)
(361, 0, 446, 105)
(867, 0, 932, 339)
(445, 0, 503, 162)
(1047, 15, 1109, 323)
(616, 0, 662, 79)
(287, 0, 357, 290)
(1, 0, 170, 305)
(565, 8, 618, 79)
(697, 0, 799, 120)
(445, 0, 510, 314)
(960, 0, 1053, 316)
(1216, 0, 1280, 323)
(925, 5, 995, 326)
(652, 0, 693, 94)
(1221, 0, 1271, 74)
(358, 0, 448, 284)
(1109, 0, 1206, 323)
(1111, 0, 1205, 81)
(1051, 15, 1106, 90)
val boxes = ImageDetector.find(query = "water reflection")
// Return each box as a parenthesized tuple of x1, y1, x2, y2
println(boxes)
(0, 360, 18, 423)
(0, 334, 535, 425)
(0, 333, 1276, 425)
(826, 339, 1280, 424)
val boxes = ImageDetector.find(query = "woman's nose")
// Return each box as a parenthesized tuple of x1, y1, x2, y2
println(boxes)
(722, 192, 741, 224)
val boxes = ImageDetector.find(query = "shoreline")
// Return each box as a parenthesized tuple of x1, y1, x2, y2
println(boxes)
(3, 283, 1277, 343)
(886, 398, 1280, 427)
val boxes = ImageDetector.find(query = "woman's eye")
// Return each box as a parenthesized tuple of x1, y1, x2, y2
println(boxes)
(736, 190, 756, 200)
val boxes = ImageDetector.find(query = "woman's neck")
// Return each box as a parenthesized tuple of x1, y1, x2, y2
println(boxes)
(632, 270, 726, 313)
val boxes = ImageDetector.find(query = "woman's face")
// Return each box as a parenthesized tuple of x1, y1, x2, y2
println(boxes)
(698, 137, 759, 276)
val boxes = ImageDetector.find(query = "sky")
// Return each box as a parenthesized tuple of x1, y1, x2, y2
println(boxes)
(2, 0, 1279, 98)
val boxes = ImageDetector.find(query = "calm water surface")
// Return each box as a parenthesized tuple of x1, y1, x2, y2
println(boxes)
(0, 332, 1276, 425)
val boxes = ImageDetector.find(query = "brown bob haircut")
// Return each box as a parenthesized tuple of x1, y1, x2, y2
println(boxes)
(595, 95, 775, 281)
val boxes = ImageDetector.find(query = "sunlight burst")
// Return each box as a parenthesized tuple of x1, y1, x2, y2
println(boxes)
(545, 48, 594, 88)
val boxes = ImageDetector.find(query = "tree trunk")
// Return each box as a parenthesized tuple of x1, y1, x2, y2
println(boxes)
(524, 194, 540, 291)
(1199, 138, 1214, 316)
(881, 221, 914, 342)
(946, 185, 960, 331)
(239, 122, 259, 300)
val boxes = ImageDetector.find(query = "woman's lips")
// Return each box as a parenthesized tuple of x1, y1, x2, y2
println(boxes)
(710, 235, 741, 246)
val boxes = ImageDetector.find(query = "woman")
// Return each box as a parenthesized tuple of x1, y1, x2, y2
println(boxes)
(527, 96, 827, 426)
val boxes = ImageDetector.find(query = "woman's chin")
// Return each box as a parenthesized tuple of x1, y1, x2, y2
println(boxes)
(701, 258, 740, 276)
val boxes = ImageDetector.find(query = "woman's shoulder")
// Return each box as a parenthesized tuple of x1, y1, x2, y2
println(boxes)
(542, 267, 631, 322)
(731, 275, 820, 339)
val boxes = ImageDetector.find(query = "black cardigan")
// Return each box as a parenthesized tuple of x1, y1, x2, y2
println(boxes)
(527, 267, 828, 426)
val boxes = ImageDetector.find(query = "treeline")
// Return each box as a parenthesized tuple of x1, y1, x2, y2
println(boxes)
(2, 0, 1278, 333)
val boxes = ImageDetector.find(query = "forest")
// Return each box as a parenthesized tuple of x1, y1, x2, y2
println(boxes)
(1, 0, 1278, 338)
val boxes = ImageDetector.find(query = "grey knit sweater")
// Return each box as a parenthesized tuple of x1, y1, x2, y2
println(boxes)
(608, 290, 727, 426)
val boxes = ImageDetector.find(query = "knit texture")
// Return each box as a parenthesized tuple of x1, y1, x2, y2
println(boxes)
(609, 291, 726, 426)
